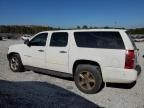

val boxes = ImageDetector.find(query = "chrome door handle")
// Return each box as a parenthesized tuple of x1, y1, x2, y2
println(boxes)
(38, 49, 44, 52)
(59, 51, 67, 53)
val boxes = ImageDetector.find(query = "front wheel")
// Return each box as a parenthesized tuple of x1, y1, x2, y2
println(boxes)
(9, 54, 24, 72)
(74, 64, 102, 94)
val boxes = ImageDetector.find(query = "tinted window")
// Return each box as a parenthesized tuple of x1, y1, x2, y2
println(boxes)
(74, 32, 125, 49)
(126, 31, 137, 50)
(30, 33, 48, 46)
(50, 32, 68, 47)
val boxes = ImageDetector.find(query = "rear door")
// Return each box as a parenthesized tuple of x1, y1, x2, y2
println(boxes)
(46, 32, 69, 73)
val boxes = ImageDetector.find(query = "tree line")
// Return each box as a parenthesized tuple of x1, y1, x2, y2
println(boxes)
(129, 28, 144, 34)
(0, 25, 59, 34)
(0, 25, 144, 34)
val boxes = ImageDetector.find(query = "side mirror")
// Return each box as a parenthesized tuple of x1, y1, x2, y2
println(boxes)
(143, 55, 144, 58)
(24, 39, 30, 46)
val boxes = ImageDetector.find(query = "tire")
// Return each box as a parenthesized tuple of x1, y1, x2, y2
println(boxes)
(74, 64, 102, 94)
(9, 54, 24, 72)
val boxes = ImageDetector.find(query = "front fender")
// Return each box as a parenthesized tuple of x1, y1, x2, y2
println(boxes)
(7, 44, 26, 60)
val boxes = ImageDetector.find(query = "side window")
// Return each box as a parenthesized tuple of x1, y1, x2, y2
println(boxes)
(126, 31, 137, 50)
(30, 33, 48, 46)
(74, 32, 125, 49)
(50, 32, 68, 47)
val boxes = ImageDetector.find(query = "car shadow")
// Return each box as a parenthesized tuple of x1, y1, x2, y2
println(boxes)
(34, 70, 138, 90)
(0, 80, 103, 108)
(136, 65, 142, 76)
(34, 71, 74, 81)
(106, 81, 136, 89)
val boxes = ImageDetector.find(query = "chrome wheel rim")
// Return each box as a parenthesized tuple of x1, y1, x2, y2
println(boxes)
(10, 57, 19, 71)
(78, 71, 96, 90)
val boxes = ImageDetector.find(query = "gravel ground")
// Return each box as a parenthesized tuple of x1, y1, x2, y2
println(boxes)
(0, 39, 144, 108)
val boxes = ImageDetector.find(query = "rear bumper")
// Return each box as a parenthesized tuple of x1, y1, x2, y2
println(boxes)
(102, 66, 140, 83)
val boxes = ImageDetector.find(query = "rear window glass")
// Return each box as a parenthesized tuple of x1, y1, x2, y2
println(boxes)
(74, 32, 125, 49)
(50, 32, 68, 47)
(126, 31, 137, 50)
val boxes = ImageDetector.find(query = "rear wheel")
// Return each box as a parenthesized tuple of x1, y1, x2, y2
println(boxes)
(74, 64, 102, 94)
(9, 54, 24, 72)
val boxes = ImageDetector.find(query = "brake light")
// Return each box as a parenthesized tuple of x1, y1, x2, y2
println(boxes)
(125, 50, 135, 69)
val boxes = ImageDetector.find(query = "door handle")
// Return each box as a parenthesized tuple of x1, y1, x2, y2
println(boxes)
(38, 49, 44, 52)
(59, 51, 67, 53)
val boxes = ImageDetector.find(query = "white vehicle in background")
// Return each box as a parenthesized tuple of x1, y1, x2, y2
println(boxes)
(7, 29, 140, 94)
(132, 35, 144, 42)
(135, 38, 144, 42)
(21, 35, 31, 40)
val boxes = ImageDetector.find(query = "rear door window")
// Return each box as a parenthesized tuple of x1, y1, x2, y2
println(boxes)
(50, 32, 68, 47)
(74, 32, 125, 49)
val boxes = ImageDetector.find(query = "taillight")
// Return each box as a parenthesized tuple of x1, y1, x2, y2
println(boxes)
(125, 50, 135, 69)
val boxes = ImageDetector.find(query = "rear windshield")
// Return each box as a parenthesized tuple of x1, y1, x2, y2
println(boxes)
(74, 32, 125, 49)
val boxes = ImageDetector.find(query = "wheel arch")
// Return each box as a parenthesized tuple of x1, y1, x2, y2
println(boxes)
(72, 60, 103, 78)
(7, 52, 21, 60)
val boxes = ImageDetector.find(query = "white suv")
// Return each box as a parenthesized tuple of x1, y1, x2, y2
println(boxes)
(7, 29, 139, 94)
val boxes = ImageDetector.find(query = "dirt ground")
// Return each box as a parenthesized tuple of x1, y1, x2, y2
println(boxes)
(0, 39, 144, 108)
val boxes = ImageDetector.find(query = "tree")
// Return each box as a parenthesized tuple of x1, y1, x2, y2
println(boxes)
(89, 26, 93, 29)
(104, 26, 110, 29)
(77, 26, 81, 29)
(82, 25, 88, 29)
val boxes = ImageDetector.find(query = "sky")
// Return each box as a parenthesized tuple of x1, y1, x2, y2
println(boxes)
(0, 0, 144, 28)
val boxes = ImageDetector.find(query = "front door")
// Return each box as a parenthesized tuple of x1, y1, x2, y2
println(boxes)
(23, 32, 48, 68)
